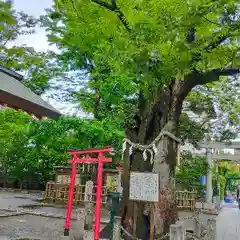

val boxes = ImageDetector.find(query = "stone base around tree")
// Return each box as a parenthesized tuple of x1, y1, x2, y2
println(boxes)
(195, 201, 218, 209)
(203, 203, 215, 210)
(195, 202, 203, 209)
(195, 201, 220, 215)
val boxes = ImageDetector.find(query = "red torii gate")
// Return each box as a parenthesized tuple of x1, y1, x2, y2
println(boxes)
(64, 146, 113, 240)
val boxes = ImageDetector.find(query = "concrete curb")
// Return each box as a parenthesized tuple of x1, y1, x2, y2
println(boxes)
(199, 208, 220, 215)
(0, 208, 109, 224)
(0, 188, 44, 194)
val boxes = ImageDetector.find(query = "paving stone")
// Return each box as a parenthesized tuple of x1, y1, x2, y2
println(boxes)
(216, 207, 240, 240)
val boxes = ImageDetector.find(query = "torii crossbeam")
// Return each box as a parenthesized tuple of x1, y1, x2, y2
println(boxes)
(64, 146, 112, 240)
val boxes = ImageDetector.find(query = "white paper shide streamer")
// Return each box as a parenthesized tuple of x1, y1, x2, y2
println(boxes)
(122, 127, 181, 164)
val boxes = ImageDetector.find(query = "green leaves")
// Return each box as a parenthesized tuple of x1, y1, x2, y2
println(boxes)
(176, 152, 208, 192)
(40, 0, 240, 139)
(0, 109, 123, 183)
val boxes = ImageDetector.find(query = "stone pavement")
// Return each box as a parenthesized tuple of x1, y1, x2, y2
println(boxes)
(217, 206, 240, 240)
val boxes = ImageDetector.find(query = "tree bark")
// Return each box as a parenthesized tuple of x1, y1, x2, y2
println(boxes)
(120, 80, 186, 239)
(151, 121, 179, 238)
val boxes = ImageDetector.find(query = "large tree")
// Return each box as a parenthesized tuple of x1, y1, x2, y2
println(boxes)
(41, 0, 240, 238)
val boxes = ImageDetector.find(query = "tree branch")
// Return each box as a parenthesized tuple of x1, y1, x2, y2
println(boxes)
(204, 34, 229, 53)
(70, 0, 86, 23)
(111, 0, 117, 8)
(191, 19, 239, 65)
(195, 68, 240, 85)
(191, 33, 229, 65)
(91, 0, 130, 31)
(91, 0, 113, 10)
(202, 16, 222, 26)
(182, 68, 240, 95)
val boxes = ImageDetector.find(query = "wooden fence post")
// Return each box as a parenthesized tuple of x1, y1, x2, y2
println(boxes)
(170, 222, 185, 240)
(113, 216, 121, 240)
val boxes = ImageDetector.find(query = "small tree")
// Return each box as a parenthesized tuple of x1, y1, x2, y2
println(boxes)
(176, 152, 208, 193)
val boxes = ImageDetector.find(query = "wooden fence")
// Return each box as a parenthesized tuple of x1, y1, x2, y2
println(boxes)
(44, 181, 108, 205)
(44, 182, 197, 210)
(176, 190, 197, 210)
(0, 176, 42, 190)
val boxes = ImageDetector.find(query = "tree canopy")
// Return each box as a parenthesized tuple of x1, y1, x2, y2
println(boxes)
(41, 0, 240, 143)
(0, 109, 123, 184)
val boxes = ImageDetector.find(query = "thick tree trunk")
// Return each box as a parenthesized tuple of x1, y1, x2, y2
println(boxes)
(151, 121, 179, 238)
(120, 80, 187, 239)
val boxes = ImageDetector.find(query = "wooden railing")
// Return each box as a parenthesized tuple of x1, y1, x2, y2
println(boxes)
(44, 182, 196, 210)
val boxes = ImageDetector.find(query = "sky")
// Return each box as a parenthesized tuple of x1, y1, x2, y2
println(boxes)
(13, 0, 53, 52)
(12, 0, 84, 116)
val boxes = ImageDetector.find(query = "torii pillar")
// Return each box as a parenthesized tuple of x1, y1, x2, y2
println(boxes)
(206, 148, 213, 204)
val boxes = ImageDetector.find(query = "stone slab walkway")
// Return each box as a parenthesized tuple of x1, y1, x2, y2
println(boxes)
(217, 206, 240, 240)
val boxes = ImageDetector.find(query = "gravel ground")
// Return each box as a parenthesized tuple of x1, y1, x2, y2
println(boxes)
(0, 215, 64, 239)
(178, 211, 217, 230)
(0, 191, 221, 239)
(0, 191, 43, 209)
(0, 191, 108, 239)
(0, 209, 9, 214)
(0, 215, 106, 240)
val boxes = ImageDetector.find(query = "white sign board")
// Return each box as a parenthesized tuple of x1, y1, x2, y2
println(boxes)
(129, 172, 159, 202)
